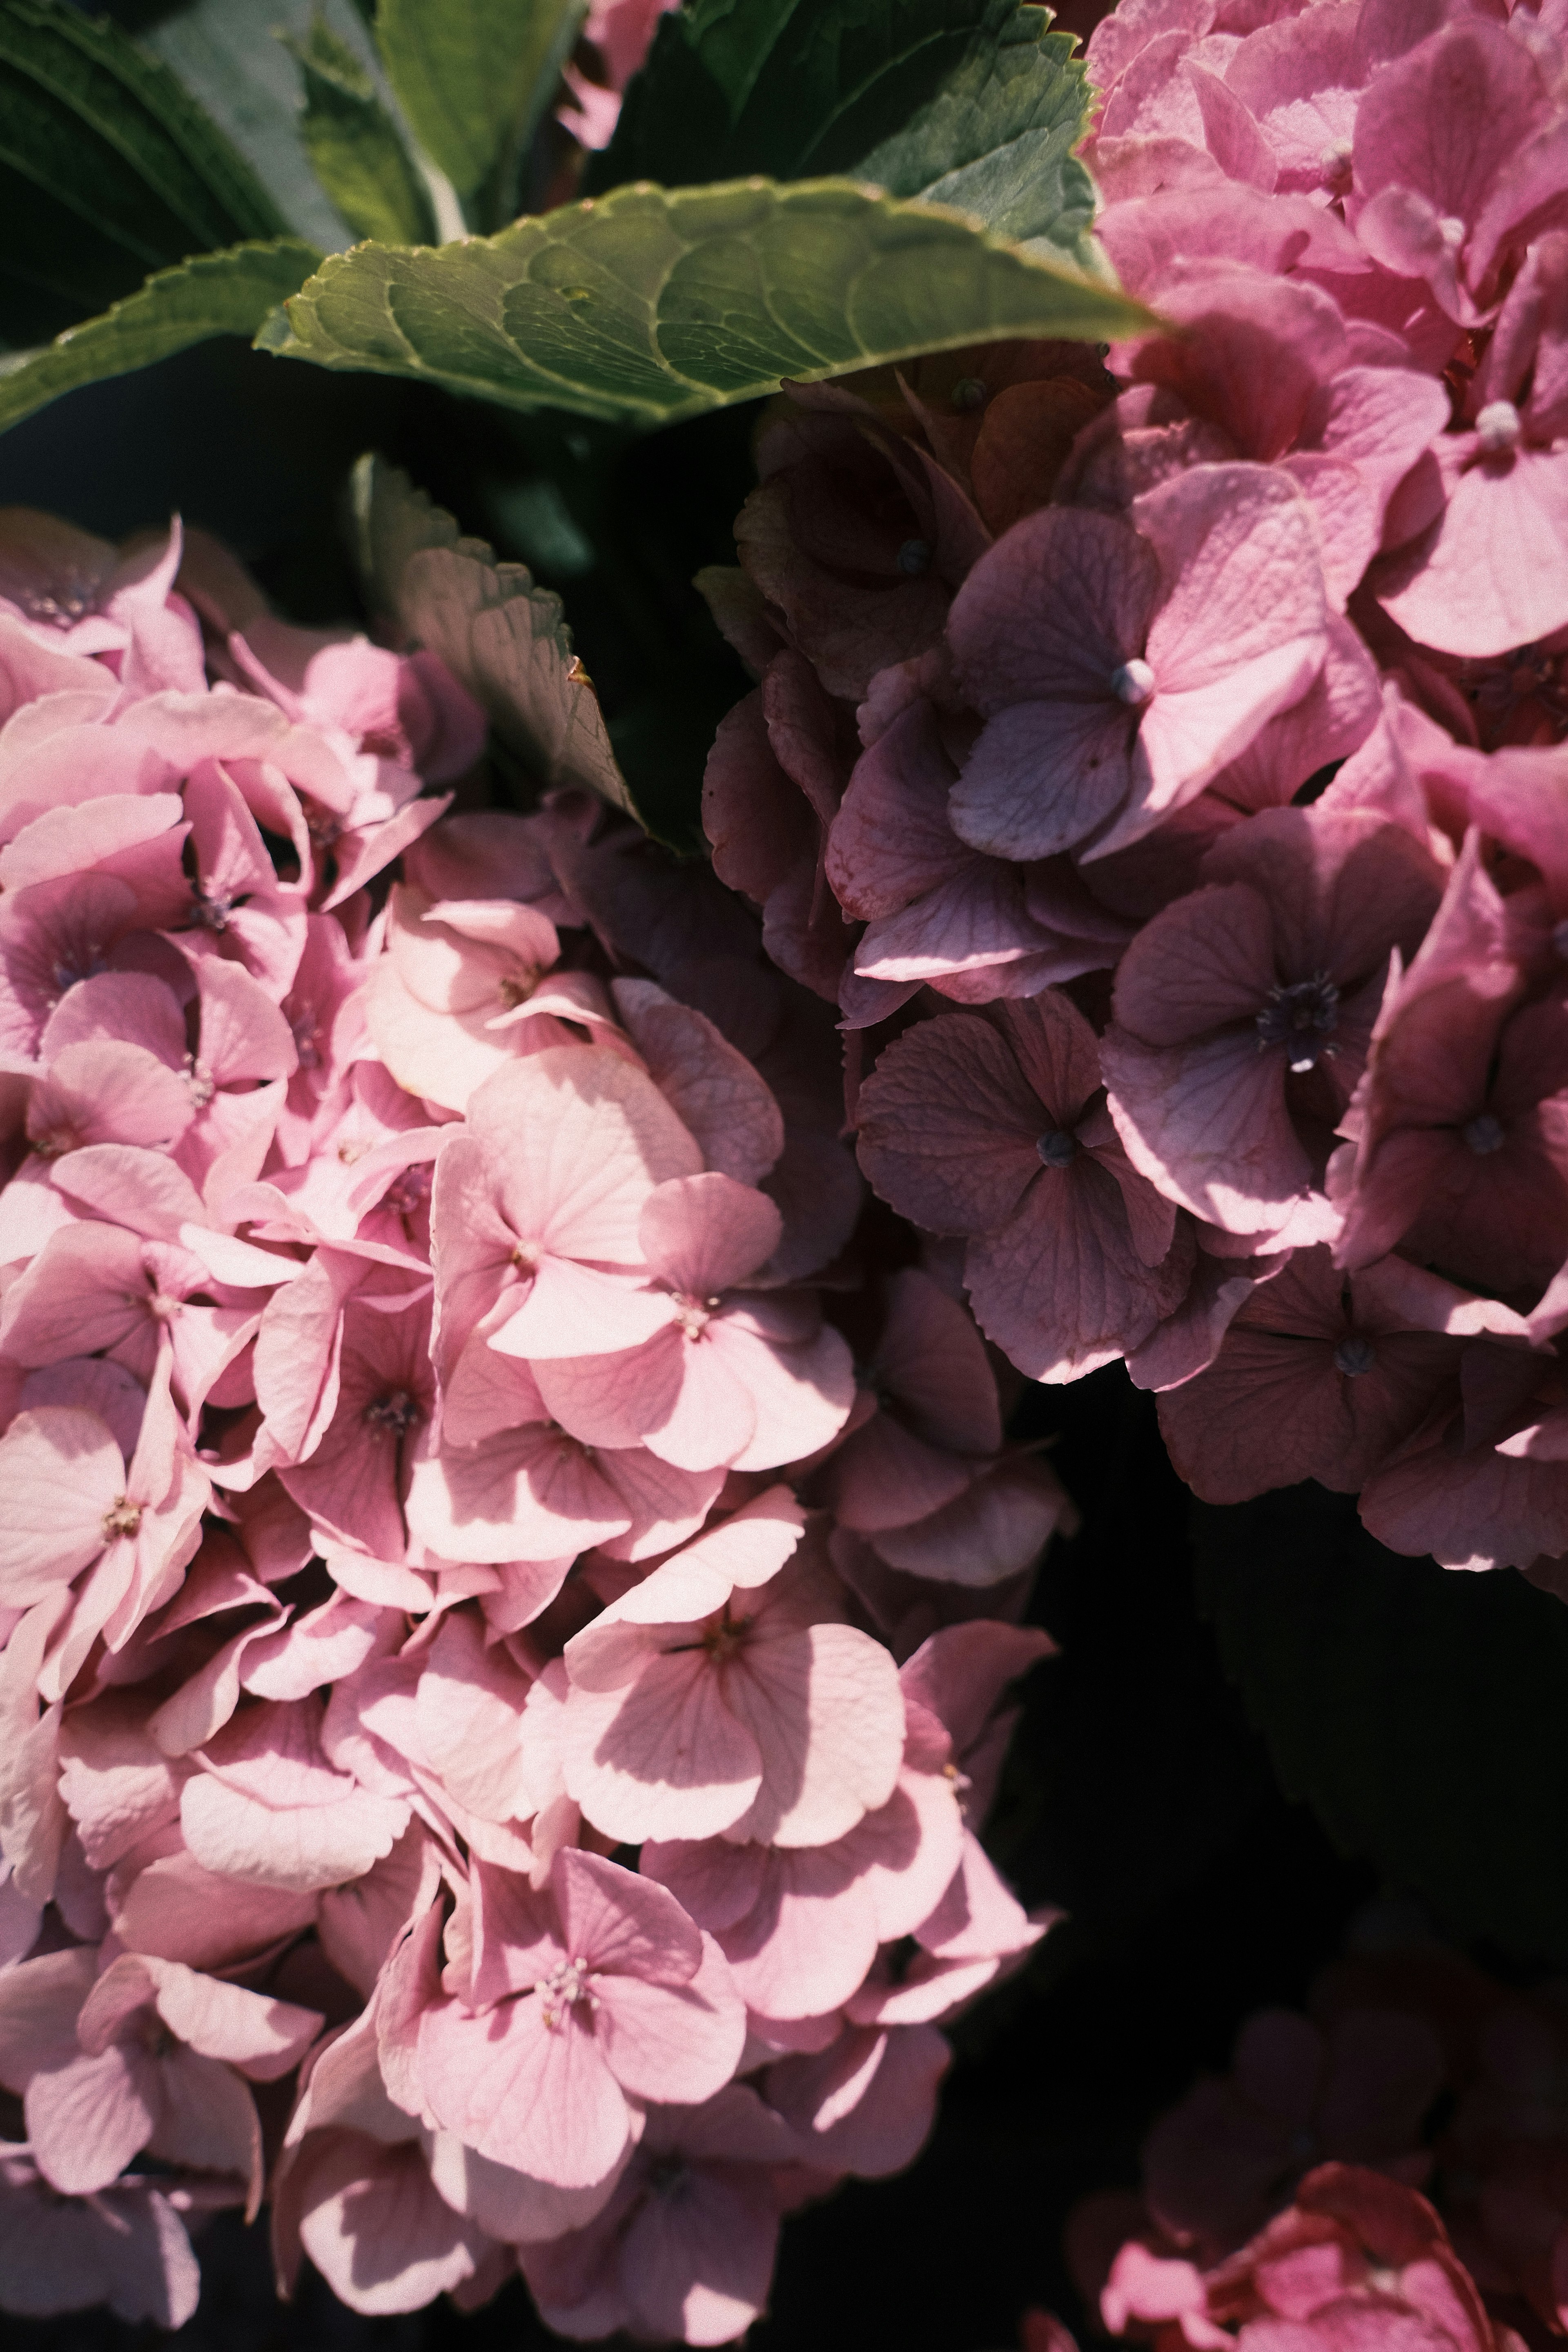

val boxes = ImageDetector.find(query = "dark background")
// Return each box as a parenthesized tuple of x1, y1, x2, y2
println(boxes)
(0, 336, 1377, 2352)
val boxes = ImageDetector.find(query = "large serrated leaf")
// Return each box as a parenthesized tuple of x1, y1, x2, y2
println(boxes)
(0, 0, 289, 342)
(282, 13, 436, 247)
(0, 238, 322, 436)
(372, 0, 588, 218)
(1193, 1485, 1568, 1966)
(259, 176, 1148, 428)
(352, 452, 637, 818)
(586, 0, 1097, 267)
(853, 8, 1098, 263)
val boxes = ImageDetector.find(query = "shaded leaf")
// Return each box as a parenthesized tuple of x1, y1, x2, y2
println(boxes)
(372, 0, 588, 217)
(282, 13, 436, 246)
(0, 238, 322, 436)
(0, 0, 290, 343)
(143, 0, 364, 254)
(588, 0, 1096, 271)
(350, 451, 636, 818)
(259, 175, 1149, 427)
(853, 6, 1098, 264)
(1194, 1485, 1568, 1966)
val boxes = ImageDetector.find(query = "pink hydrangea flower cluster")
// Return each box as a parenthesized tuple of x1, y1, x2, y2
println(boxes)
(704, 0, 1568, 1586)
(1058, 1925, 1568, 2351)
(0, 506, 1065, 2336)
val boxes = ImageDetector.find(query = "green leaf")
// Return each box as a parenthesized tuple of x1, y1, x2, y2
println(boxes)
(852, 8, 1099, 263)
(282, 13, 436, 246)
(351, 452, 637, 818)
(1194, 1487, 1568, 1966)
(588, 0, 1093, 258)
(371, 0, 588, 218)
(0, 238, 322, 436)
(141, 1, 366, 255)
(0, 0, 290, 341)
(259, 176, 1149, 428)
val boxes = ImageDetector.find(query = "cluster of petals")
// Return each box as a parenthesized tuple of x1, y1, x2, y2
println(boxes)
(0, 504, 1063, 2337)
(697, 0, 1568, 1586)
(1065, 1924, 1568, 2352)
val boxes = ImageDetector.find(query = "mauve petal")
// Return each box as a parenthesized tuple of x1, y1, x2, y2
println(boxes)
(612, 981, 784, 1187)
(27, 2044, 159, 2194)
(635, 1326, 763, 1471)
(964, 1160, 1187, 1381)
(596, 1934, 746, 2104)
(826, 699, 964, 920)
(532, 1327, 687, 1452)
(1201, 808, 1441, 992)
(948, 505, 1160, 712)
(145, 2045, 261, 2200)
(560, 1653, 764, 1843)
(296, 2134, 493, 2316)
(468, 1045, 702, 1263)
(619, 2163, 782, 2347)
(856, 1014, 1047, 1235)
(0, 1406, 121, 1601)
(949, 698, 1144, 863)
(418, 1996, 630, 2189)
(406, 1424, 632, 1564)
(639, 1174, 783, 1299)
(1104, 1023, 1310, 1230)
(488, 1256, 676, 1360)
(726, 1620, 904, 1848)
(555, 1847, 702, 1986)
(1380, 445, 1568, 659)
(1110, 882, 1274, 1047)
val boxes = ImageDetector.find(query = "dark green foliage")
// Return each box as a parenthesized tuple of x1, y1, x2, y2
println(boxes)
(587, 0, 1096, 269)
(0, 0, 287, 344)
(1195, 1484, 1568, 1966)
(282, 13, 437, 247)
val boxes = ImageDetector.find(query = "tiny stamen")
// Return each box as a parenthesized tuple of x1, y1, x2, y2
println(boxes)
(897, 538, 933, 577)
(1255, 973, 1340, 1072)
(1110, 659, 1156, 707)
(1474, 399, 1522, 456)
(363, 1389, 422, 1434)
(101, 1496, 143, 1540)
(1334, 1335, 1376, 1377)
(1462, 1112, 1505, 1155)
(1036, 1129, 1077, 1168)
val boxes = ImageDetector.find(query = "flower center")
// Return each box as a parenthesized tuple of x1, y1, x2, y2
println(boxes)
(1318, 139, 1353, 185)
(1110, 659, 1156, 707)
(1438, 215, 1466, 250)
(1333, 1335, 1376, 1377)
(673, 1290, 720, 1338)
(189, 883, 237, 934)
(1036, 1128, 1077, 1169)
(538, 1954, 596, 2030)
(897, 538, 933, 577)
(497, 969, 540, 1009)
(381, 1166, 431, 1217)
(646, 2153, 694, 2200)
(363, 1388, 422, 1435)
(700, 1609, 748, 1666)
(185, 1057, 216, 1109)
(1474, 399, 1521, 456)
(1462, 1112, 1505, 1155)
(1255, 973, 1340, 1072)
(101, 1496, 143, 1540)
(51, 944, 109, 997)
(949, 377, 988, 412)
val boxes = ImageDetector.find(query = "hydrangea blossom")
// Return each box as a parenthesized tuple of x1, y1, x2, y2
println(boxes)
(0, 504, 1056, 2338)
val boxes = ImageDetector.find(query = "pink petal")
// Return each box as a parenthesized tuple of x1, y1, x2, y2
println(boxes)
(639, 1173, 783, 1298)
(0, 1407, 122, 1600)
